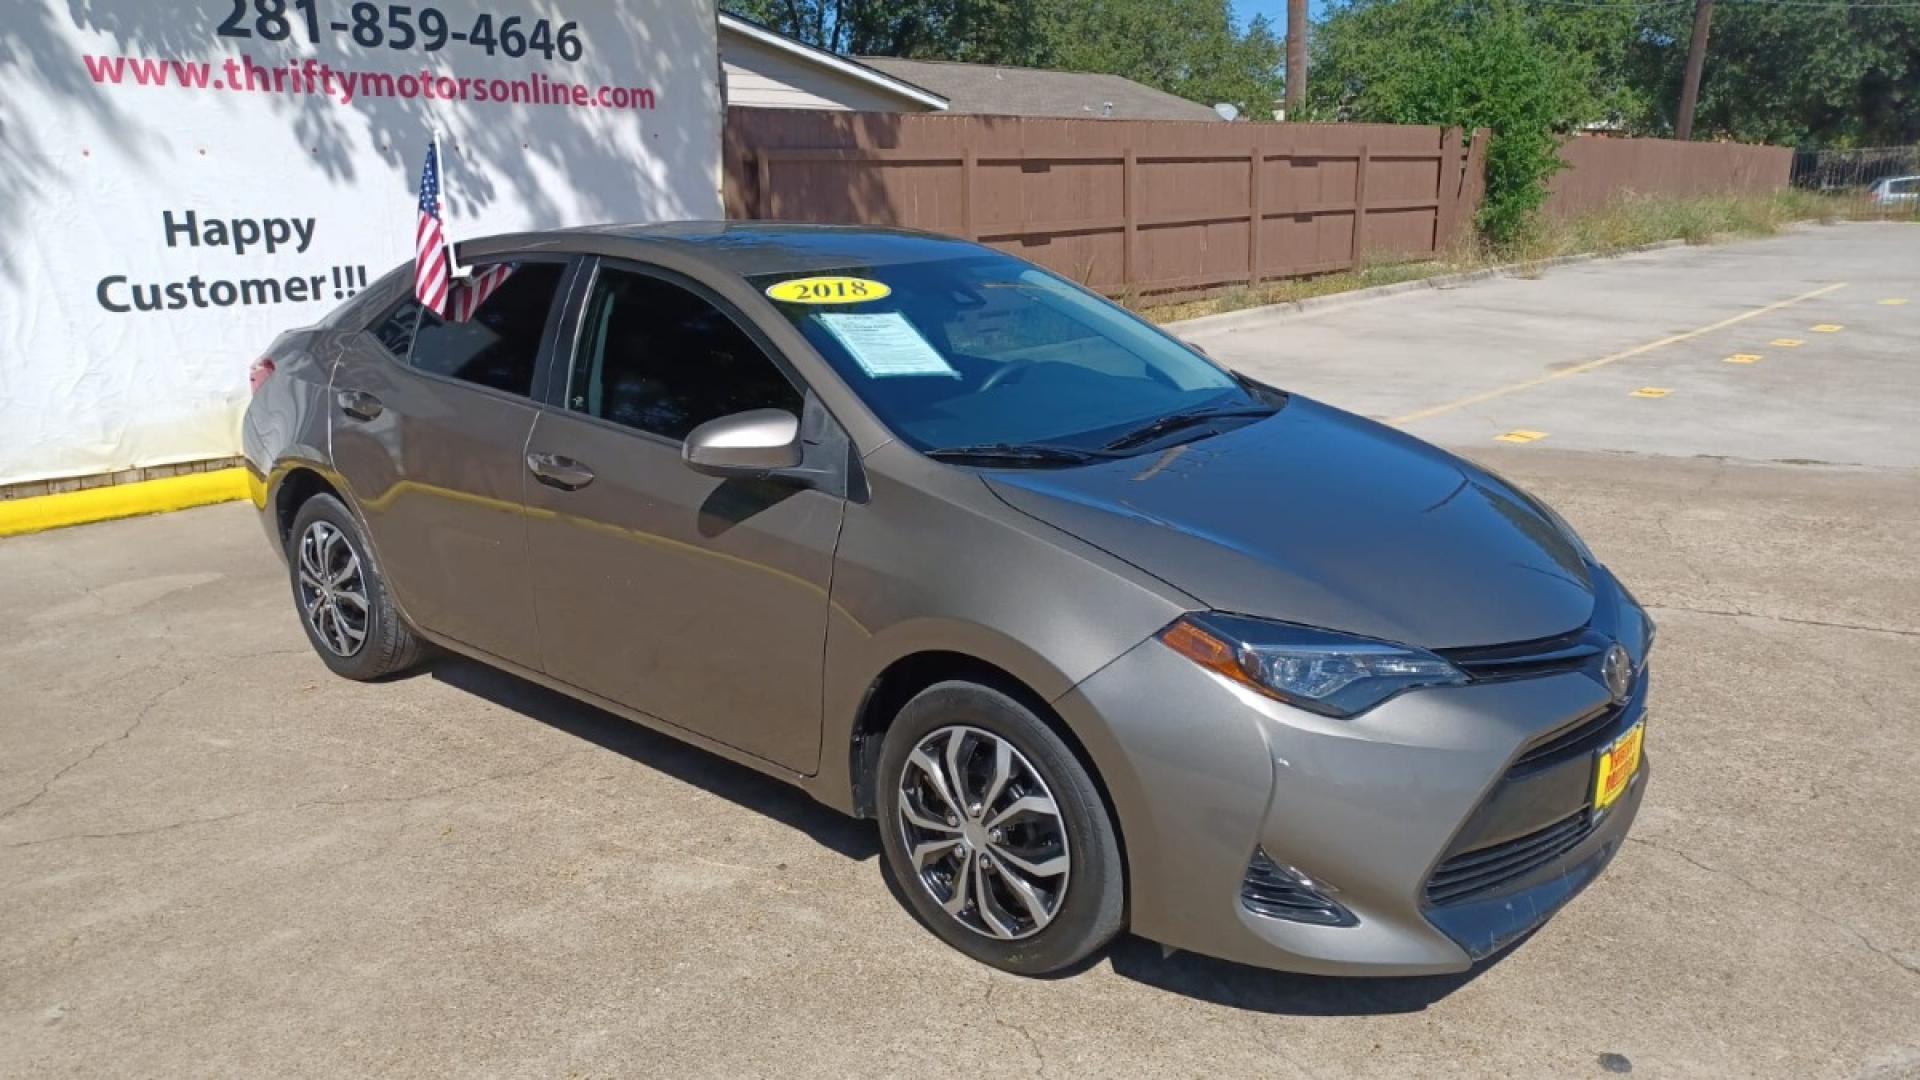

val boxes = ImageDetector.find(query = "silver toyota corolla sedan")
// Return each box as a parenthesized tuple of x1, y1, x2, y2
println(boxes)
(243, 223, 1652, 977)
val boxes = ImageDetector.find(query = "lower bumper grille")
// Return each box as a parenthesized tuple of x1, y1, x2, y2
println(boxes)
(1241, 848, 1355, 926)
(1424, 810, 1595, 905)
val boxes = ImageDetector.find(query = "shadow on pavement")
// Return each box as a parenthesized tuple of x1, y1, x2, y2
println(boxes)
(427, 654, 1507, 1015)
(428, 656, 880, 863)
(1104, 932, 1517, 1015)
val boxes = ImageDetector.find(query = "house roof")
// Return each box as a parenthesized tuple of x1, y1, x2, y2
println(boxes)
(853, 57, 1223, 122)
(718, 13, 950, 111)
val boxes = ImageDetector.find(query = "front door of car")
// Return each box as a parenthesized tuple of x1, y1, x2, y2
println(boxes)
(328, 257, 573, 666)
(521, 261, 844, 773)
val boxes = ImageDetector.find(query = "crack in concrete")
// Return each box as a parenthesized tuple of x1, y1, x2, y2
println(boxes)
(1650, 514, 1714, 589)
(984, 974, 1049, 1077)
(1, 749, 591, 850)
(1627, 835, 1919, 979)
(0, 672, 193, 822)
(1644, 603, 1919, 639)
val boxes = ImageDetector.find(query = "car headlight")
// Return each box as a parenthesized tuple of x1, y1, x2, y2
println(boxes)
(1159, 614, 1467, 717)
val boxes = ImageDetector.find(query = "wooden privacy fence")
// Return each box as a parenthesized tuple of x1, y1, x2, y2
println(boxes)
(1545, 136, 1794, 219)
(725, 108, 1489, 298)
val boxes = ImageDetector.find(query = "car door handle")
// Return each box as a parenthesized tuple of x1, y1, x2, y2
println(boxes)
(335, 389, 384, 421)
(526, 452, 595, 491)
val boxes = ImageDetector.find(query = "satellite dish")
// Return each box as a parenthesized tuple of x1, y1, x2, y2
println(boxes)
(1213, 102, 1241, 122)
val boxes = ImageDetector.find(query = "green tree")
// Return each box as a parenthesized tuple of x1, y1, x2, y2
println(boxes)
(721, 0, 1056, 62)
(1309, 0, 1603, 244)
(1629, 3, 1920, 146)
(721, 0, 1283, 117)
(1050, 0, 1285, 116)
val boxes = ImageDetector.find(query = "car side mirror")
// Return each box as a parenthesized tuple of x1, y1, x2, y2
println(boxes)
(683, 408, 803, 477)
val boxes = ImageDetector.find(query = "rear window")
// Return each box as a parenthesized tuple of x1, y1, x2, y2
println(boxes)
(361, 261, 567, 399)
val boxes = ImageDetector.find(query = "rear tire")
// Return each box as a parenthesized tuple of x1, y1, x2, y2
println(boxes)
(287, 494, 424, 680)
(876, 681, 1125, 976)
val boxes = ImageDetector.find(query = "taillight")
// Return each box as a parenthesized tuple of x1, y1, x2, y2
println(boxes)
(249, 356, 276, 395)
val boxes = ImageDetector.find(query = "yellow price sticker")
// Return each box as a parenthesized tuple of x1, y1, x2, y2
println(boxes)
(765, 276, 892, 305)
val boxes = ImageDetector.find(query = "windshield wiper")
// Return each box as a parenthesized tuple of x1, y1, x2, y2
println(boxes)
(924, 442, 1121, 467)
(1101, 404, 1277, 451)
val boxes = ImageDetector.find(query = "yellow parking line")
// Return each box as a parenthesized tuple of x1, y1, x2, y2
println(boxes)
(1880, 298, 1908, 306)
(1771, 338, 1804, 347)
(1495, 430, 1548, 444)
(1630, 387, 1672, 398)
(1388, 282, 1847, 426)
(1724, 354, 1762, 364)
(1810, 324, 1844, 333)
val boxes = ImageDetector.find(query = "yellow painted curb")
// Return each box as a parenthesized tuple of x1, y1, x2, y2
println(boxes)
(0, 468, 251, 538)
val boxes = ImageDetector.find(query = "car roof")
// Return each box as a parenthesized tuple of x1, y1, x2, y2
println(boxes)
(458, 221, 991, 278)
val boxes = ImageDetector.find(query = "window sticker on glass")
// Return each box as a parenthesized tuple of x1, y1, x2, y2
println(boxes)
(765, 276, 893, 305)
(816, 312, 958, 378)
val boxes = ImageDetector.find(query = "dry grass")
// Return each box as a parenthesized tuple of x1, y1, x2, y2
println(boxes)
(1136, 189, 1913, 324)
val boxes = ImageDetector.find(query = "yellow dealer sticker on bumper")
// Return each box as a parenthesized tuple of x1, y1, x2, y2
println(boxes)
(765, 276, 892, 304)
(1594, 722, 1644, 811)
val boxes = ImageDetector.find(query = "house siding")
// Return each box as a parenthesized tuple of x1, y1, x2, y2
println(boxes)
(720, 32, 934, 112)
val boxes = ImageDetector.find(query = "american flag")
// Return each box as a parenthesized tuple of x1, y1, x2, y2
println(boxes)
(450, 262, 516, 322)
(414, 142, 450, 317)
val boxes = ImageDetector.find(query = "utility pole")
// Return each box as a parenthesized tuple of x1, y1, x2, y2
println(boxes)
(1285, 0, 1308, 118)
(1676, 0, 1714, 140)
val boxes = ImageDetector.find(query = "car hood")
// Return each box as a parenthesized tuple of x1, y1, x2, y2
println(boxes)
(984, 397, 1595, 649)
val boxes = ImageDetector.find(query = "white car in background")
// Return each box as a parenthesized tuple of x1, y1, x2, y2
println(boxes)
(1869, 175, 1919, 206)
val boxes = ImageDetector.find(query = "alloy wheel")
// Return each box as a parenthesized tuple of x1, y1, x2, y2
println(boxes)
(297, 521, 369, 657)
(896, 725, 1071, 940)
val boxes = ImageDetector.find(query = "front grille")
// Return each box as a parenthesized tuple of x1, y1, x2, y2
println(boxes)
(1240, 848, 1355, 926)
(1439, 627, 1606, 682)
(1512, 705, 1622, 771)
(1425, 810, 1595, 905)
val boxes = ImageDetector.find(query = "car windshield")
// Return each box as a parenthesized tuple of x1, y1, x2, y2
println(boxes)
(750, 255, 1275, 458)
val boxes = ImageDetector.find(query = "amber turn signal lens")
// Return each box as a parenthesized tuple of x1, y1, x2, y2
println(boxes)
(1159, 618, 1256, 690)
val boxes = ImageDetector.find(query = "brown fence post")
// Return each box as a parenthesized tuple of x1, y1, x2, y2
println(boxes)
(1435, 127, 1463, 250)
(755, 153, 773, 219)
(1350, 144, 1371, 269)
(1248, 143, 1264, 287)
(1122, 147, 1138, 290)
(1461, 129, 1490, 236)
(960, 145, 977, 241)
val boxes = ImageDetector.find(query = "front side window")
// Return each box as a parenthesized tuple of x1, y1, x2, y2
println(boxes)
(751, 254, 1262, 455)
(568, 267, 802, 441)
(403, 261, 566, 397)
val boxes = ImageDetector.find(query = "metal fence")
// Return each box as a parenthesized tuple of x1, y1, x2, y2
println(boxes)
(724, 108, 1489, 299)
(1790, 146, 1920, 218)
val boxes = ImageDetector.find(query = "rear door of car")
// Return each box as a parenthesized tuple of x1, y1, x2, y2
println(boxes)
(520, 257, 847, 773)
(329, 255, 578, 668)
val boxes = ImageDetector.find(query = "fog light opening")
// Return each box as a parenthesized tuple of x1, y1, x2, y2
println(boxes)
(1240, 848, 1357, 927)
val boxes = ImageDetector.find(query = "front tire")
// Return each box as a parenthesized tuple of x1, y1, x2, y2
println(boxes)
(287, 493, 424, 680)
(876, 681, 1125, 975)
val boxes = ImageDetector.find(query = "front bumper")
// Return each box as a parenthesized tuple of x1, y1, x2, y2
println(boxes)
(1058, 615, 1650, 977)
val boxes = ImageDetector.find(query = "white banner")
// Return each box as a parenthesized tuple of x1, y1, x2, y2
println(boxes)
(0, 0, 722, 486)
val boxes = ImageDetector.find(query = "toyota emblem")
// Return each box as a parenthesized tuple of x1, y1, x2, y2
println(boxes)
(1601, 643, 1634, 703)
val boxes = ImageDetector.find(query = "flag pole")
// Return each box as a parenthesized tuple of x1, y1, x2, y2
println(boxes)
(436, 130, 465, 280)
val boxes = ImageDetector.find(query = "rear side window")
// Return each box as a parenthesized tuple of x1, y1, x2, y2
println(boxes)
(567, 268, 802, 441)
(407, 262, 566, 397)
(370, 296, 424, 359)
(1890, 178, 1918, 195)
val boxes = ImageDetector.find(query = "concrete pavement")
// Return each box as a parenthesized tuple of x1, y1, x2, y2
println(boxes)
(2, 223, 1916, 1078)
(1183, 223, 1920, 469)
